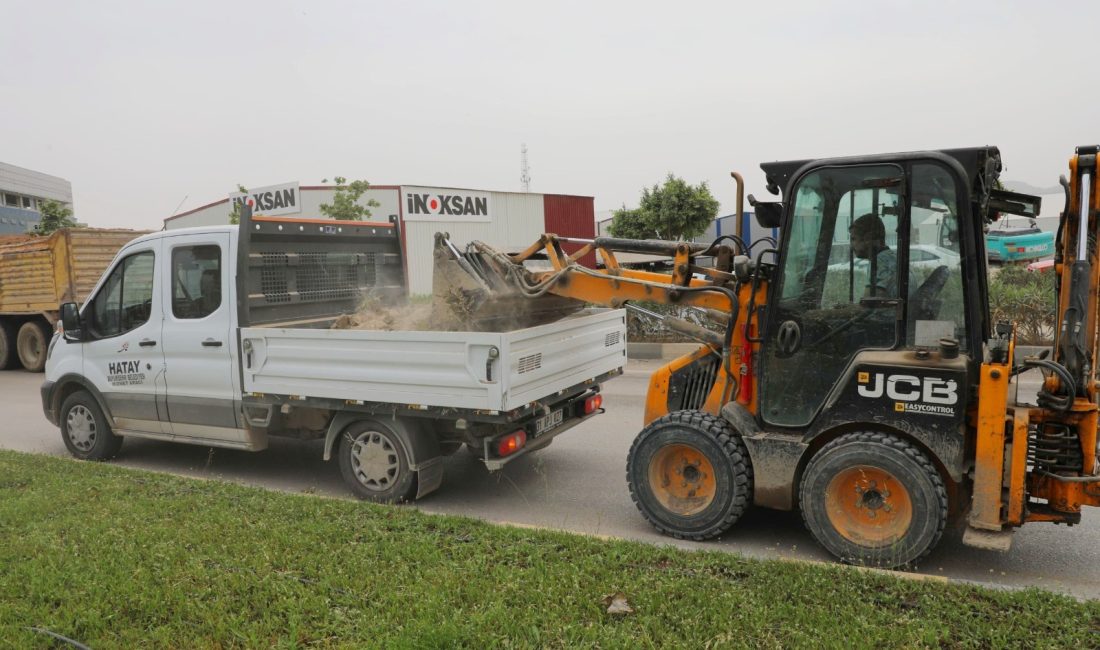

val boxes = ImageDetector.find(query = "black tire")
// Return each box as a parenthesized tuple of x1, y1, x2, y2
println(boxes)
(0, 320, 20, 370)
(17, 320, 52, 372)
(799, 431, 947, 568)
(338, 420, 417, 503)
(60, 391, 123, 460)
(627, 410, 754, 540)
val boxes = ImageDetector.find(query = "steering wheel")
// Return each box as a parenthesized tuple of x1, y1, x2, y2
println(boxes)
(910, 265, 949, 321)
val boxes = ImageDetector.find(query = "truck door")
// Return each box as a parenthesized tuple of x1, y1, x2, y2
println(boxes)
(81, 239, 166, 433)
(760, 164, 907, 427)
(160, 231, 242, 443)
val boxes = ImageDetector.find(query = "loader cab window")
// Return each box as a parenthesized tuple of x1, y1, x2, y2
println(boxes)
(89, 251, 155, 339)
(172, 245, 222, 319)
(906, 162, 967, 351)
(761, 164, 903, 427)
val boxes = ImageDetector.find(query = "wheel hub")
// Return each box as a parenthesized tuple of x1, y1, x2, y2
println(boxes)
(824, 465, 912, 547)
(648, 443, 717, 516)
(350, 432, 399, 491)
(66, 405, 96, 452)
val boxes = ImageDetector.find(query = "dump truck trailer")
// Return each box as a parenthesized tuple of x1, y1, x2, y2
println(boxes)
(0, 228, 146, 371)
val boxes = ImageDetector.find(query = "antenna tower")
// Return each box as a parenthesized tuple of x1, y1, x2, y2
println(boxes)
(520, 143, 531, 192)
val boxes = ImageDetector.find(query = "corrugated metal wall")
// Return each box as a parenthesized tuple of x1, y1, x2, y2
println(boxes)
(402, 190, 546, 296)
(543, 195, 596, 267)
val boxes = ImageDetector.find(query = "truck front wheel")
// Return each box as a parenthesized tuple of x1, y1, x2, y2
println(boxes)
(17, 320, 52, 372)
(60, 391, 123, 460)
(0, 321, 19, 370)
(627, 410, 754, 540)
(338, 421, 417, 503)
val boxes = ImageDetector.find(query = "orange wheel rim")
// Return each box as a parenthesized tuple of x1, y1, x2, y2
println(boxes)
(648, 444, 717, 516)
(824, 465, 913, 548)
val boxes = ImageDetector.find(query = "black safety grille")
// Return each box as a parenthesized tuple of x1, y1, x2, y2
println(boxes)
(259, 251, 377, 305)
(667, 355, 720, 412)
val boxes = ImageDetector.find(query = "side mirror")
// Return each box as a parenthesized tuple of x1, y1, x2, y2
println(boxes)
(60, 302, 83, 341)
(748, 194, 784, 229)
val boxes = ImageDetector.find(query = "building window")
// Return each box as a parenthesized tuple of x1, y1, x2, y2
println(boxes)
(22, 197, 32, 209)
(4, 194, 18, 207)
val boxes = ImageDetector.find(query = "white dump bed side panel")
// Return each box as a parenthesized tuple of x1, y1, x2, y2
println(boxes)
(501, 309, 627, 411)
(239, 328, 507, 411)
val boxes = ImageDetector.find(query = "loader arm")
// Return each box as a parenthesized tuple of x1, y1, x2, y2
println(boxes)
(433, 232, 772, 420)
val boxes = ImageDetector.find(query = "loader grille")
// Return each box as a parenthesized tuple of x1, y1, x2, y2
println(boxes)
(605, 331, 621, 347)
(666, 354, 720, 412)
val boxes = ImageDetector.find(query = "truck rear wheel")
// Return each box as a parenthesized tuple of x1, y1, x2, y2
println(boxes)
(627, 410, 753, 540)
(60, 390, 123, 460)
(17, 320, 52, 372)
(338, 421, 418, 503)
(799, 431, 947, 568)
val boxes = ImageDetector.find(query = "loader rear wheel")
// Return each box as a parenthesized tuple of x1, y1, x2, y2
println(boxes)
(0, 321, 19, 370)
(338, 421, 417, 504)
(627, 410, 753, 540)
(800, 431, 947, 568)
(17, 320, 51, 372)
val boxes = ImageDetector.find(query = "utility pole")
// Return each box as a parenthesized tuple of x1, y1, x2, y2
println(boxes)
(520, 143, 531, 192)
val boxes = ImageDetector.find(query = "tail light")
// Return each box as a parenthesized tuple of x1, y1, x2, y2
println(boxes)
(496, 430, 527, 457)
(582, 394, 603, 415)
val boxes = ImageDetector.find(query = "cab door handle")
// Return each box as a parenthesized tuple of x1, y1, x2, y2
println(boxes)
(139, 339, 157, 347)
(202, 339, 223, 347)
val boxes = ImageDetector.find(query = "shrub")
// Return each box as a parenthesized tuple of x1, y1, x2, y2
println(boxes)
(988, 265, 1056, 345)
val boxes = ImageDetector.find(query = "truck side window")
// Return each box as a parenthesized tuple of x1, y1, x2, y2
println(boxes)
(89, 251, 155, 339)
(172, 245, 221, 319)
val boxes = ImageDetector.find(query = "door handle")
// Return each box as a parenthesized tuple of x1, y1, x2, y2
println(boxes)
(139, 339, 157, 347)
(202, 339, 223, 347)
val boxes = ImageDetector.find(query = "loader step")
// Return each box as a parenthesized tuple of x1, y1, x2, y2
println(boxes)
(962, 526, 1014, 552)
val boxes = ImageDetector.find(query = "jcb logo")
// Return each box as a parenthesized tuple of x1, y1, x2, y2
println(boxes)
(857, 372, 958, 406)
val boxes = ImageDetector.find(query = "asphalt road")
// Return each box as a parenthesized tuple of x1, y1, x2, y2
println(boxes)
(5, 362, 1098, 599)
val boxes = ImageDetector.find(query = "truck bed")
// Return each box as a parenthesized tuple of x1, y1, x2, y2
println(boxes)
(240, 309, 626, 412)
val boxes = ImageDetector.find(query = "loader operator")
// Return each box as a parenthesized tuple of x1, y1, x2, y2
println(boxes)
(849, 213, 898, 298)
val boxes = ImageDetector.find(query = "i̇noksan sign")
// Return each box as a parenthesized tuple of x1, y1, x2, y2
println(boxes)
(230, 182, 301, 217)
(402, 186, 492, 222)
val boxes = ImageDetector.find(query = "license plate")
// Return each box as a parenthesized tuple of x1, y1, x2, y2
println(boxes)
(535, 409, 564, 435)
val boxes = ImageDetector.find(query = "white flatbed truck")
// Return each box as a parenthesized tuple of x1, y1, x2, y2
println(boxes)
(41, 210, 625, 501)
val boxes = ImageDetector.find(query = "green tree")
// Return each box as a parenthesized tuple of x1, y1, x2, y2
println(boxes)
(34, 199, 77, 235)
(319, 177, 381, 221)
(228, 184, 248, 225)
(608, 174, 720, 241)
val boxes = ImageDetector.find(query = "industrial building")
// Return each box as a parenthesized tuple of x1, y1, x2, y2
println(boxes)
(165, 183, 595, 295)
(0, 162, 74, 234)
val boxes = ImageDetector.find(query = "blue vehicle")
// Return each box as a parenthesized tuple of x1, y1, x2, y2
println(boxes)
(986, 219, 1054, 263)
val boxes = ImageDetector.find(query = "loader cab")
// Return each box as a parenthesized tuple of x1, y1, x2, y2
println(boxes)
(757, 150, 996, 430)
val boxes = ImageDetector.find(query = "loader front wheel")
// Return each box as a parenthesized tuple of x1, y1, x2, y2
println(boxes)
(627, 410, 753, 540)
(800, 431, 947, 568)
(338, 421, 417, 504)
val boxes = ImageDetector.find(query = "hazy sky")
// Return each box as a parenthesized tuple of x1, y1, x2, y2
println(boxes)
(3, 1, 1097, 229)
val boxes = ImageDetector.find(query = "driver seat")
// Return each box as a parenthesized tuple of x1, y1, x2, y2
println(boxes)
(909, 265, 949, 321)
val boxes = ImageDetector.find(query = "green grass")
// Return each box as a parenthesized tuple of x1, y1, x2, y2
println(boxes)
(1, 450, 1096, 648)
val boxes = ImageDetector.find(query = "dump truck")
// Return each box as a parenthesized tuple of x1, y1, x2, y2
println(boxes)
(41, 210, 624, 501)
(0, 228, 147, 371)
(435, 145, 1100, 568)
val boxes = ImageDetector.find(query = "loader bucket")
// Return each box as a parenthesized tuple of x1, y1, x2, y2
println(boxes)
(430, 234, 584, 331)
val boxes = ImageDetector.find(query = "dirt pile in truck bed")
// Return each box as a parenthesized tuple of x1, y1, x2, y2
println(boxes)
(330, 301, 449, 332)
